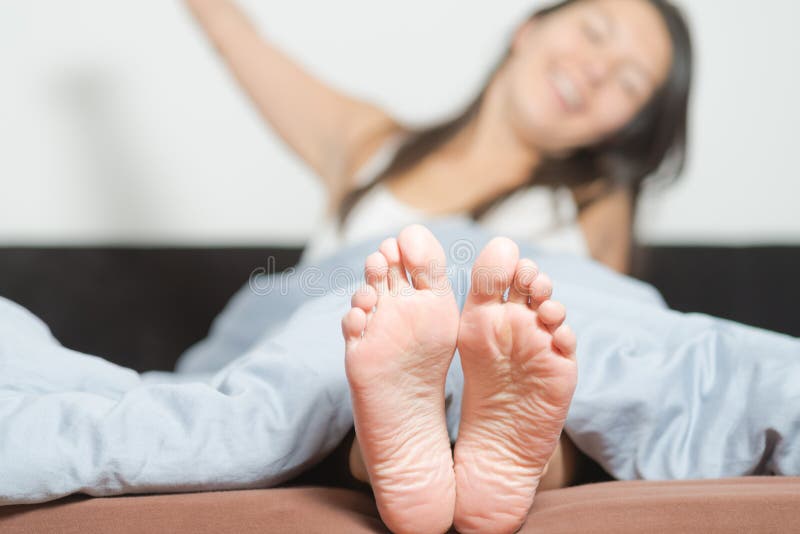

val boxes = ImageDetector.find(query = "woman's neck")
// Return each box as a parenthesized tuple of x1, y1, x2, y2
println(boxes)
(386, 67, 546, 214)
(439, 67, 543, 193)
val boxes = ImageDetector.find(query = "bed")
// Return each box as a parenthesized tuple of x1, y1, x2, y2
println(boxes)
(1, 245, 798, 532)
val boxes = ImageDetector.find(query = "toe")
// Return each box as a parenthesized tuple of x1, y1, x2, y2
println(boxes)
(397, 224, 449, 291)
(341, 307, 367, 344)
(379, 238, 410, 292)
(351, 285, 378, 313)
(467, 237, 519, 306)
(552, 323, 577, 357)
(508, 258, 539, 304)
(537, 300, 567, 329)
(365, 252, 389, 294)
(529, 272, 553, 306)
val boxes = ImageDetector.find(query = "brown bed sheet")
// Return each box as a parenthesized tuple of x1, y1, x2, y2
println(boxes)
(1, 478, 798, 533)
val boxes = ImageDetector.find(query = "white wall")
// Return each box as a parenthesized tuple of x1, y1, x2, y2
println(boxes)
(1, 0, 798, 246)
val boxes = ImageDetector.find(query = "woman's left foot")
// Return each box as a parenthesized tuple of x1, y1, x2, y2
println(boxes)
(453, 237, 578, 534)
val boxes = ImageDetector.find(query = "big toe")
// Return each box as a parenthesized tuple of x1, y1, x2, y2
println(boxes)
(467, 237, 519, 306)
(397, 224, 449, 291)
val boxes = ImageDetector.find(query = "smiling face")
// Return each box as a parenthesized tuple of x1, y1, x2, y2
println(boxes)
(503, 0, 673, 153)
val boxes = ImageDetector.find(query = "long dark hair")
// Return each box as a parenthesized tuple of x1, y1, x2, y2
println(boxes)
(339, 0, 693, 226)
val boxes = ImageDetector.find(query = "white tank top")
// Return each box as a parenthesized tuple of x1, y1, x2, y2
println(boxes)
(302, 134, 590, 262)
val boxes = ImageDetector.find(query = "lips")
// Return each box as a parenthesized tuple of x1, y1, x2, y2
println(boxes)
(549, 68, 584, 112)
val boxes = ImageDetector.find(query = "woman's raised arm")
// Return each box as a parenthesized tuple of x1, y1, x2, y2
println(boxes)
(185, 0, 397, 199)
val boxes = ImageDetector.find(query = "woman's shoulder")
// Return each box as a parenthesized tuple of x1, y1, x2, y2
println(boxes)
(326, 112, 408, 213)
(339, 114, 409, 190)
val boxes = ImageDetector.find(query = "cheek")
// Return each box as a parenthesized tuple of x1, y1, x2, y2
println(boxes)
(504, 29, 587, 138)
(587, 90, 641, 138)
(507, 57, 561, 130)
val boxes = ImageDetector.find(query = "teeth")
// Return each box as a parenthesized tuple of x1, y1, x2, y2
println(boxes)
(553, 70, 581, 110)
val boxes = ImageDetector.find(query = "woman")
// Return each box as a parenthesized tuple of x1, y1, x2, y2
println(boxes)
(0, 0, 706, 530)
(184, 0, 690, 529)
(2, 1, 798, 532)
(185, 0, 691, 273)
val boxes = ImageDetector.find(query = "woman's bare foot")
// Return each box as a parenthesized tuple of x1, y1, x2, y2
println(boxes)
(342, 224, 458, 534)
(453, 237, 578, 534)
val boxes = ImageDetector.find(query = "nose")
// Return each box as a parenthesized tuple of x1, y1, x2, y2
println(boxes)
(584, 58, 611, 86)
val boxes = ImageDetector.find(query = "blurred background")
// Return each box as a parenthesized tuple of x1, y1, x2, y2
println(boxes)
(1, 0, 799, 246)
(1, 0, 798, 370)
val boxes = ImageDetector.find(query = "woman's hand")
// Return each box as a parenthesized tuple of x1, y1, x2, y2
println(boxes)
(575, 186, 633, 273)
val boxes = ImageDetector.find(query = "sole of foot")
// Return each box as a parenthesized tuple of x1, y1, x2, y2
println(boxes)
(453, 237, 578, 534)
(342, 224, 459, 534)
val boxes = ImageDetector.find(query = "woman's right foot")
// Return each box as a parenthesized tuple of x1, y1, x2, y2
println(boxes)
(342, 225, 459, 534)
(453, 237, 578, 534)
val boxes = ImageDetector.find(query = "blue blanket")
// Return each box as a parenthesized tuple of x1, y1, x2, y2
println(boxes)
(1, 218, 798, 505)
